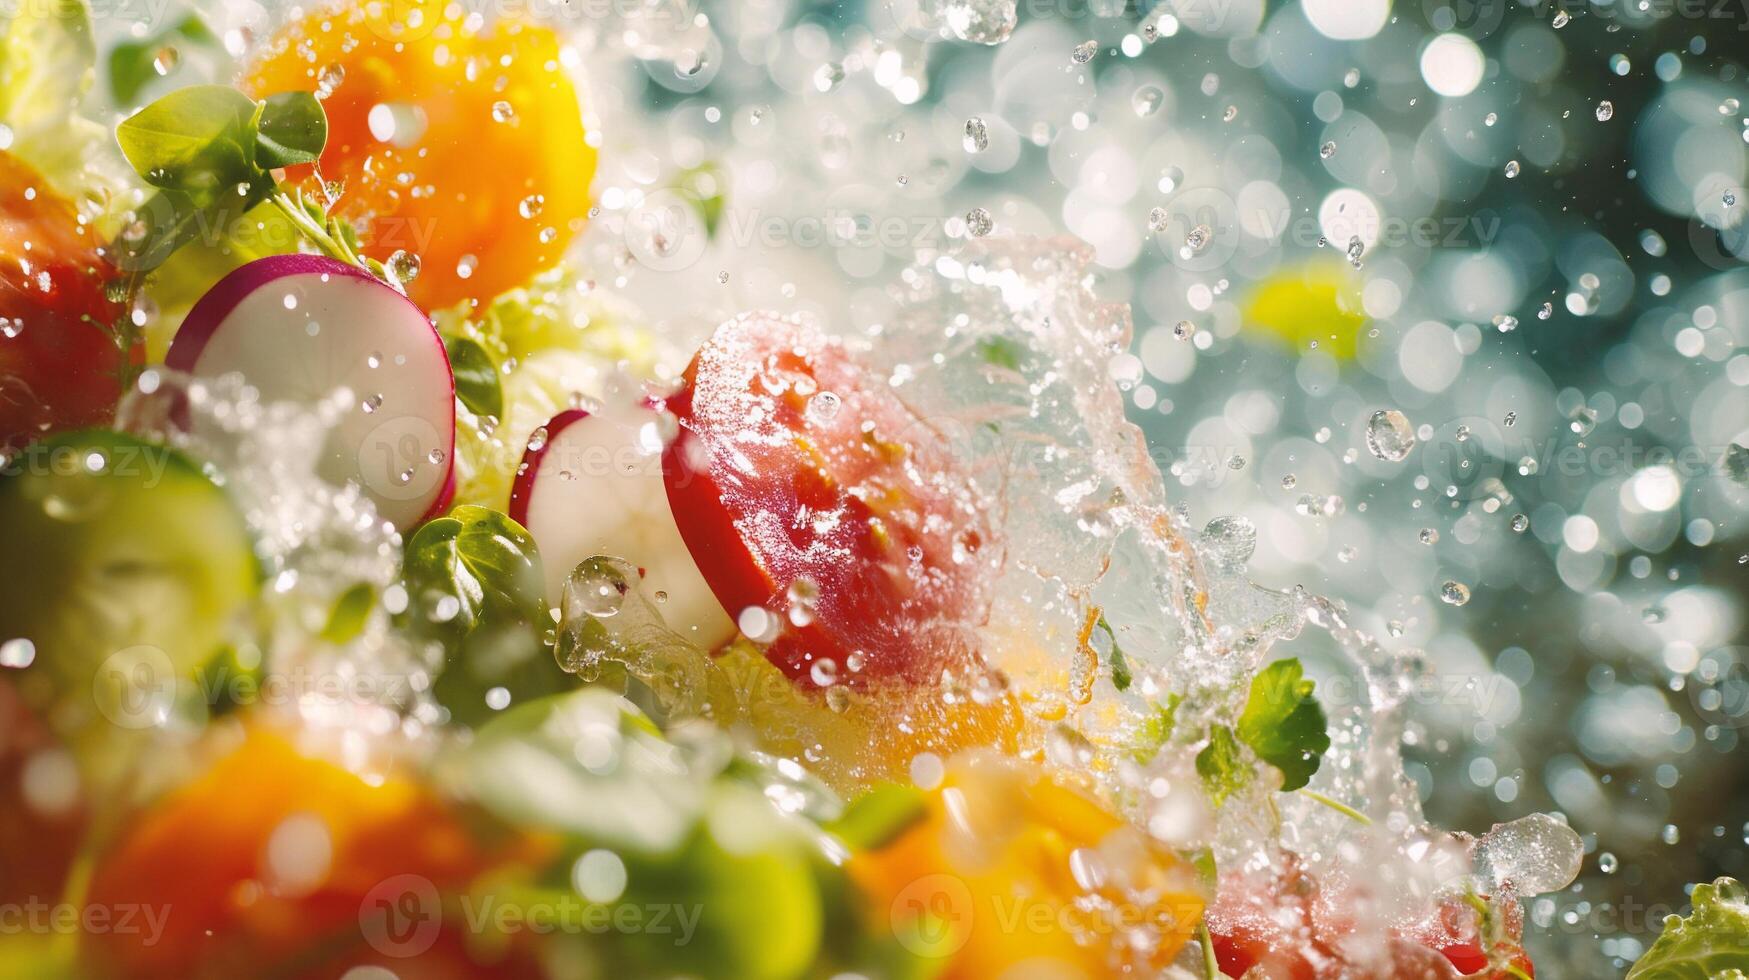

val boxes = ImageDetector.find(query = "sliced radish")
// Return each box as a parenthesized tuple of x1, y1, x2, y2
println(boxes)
(166, 254, 455, 527)
(661, 312, 998, 690)
(509, 400, 736, 648)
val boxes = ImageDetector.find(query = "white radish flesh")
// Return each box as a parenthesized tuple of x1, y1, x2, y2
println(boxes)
(166, 254, 455, 527)
(509, 402, 735, 648)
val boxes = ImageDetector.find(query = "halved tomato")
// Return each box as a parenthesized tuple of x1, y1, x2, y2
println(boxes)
(663, 313, 998, 690)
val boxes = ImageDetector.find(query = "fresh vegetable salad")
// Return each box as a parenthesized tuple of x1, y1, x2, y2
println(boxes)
(0, 1, 1742, 978)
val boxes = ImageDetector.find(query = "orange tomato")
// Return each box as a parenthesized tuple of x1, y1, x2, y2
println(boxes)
(0, 151, 132, 453)
(243, 0, 595, 312)
(82, 722, 545, 979)
(847, 754, 1206, 978)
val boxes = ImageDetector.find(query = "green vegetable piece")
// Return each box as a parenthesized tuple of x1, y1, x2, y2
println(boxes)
(319, 582, 376, 645)
(253, 90, 328, 170)
(1098, 614, 1132, 691)
(975, 334, 1026, 370)
(0, 0, 94, 135)
(1237, 657, 1330, 792)
(1131, 694, 1180, 764)
(115, 84, 259, 202)
(1627, 878, 1749, 980)
(1196, 724, 1248, 807)
(826, 784, 928, 851)
(446, 335, 504, 419)
(400, 505, 570, 726)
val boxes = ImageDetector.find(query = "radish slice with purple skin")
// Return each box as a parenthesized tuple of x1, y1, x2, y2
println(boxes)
(509, 401, 735, 648)
(166, 254, 456, 527)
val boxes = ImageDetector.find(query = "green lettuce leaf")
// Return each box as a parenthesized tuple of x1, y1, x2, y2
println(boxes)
(1627, 878, 1749, 980)
(1196, 724, 1248, 807)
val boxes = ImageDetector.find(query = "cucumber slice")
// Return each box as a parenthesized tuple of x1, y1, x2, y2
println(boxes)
(0, 430, 259, 729)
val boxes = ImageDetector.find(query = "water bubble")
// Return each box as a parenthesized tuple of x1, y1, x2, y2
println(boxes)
(491, 100, 516, 123)
(1132, 86, 1164, 117)
(1281, 474, 1297, 490)
(1440, 581, 1471, 606)
(1201, 515, 1257, 568)
(518, 194, 545, 219)
(964, 117, 989, 153)
(316, 64, 346, 99)
(965, 207, 994, 237)
(152, 46, 179, 76)
(1493, 314, 1518, 333)
(1172, 319, 1196, 340)
(1183, 224, 1212, 254)
(1504, 160, 1521, 179)
(1595, 100, 1614, 122)
(1472, 813, 1584, 896)
(1072, 40, 1099, 65)
(1222, 105, 1239, 122)
(942, 0, 1018, 45)
(1511, 514, 1530, 533)
(1551, 9, 1570, 27)
(1484, 112, 1498, 126)
(1319, 141, 1337, 160)
(1419, 528, 1440, 545)
(1365, 410, 1417, 462)
(570, 567, 627, 619)
(786, 578, 820, 628)
(387, 250, 421, 283)
(1598, 851, 1618, 873)
(813, 62, 845, 93)
(809, 658, 839, 686)
(0, 317, 21, 339)
(806, 391, 842, 424)
(1662, 824, 1681, 845)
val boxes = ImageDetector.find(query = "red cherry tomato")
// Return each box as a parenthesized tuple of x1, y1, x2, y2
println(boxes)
(662, 313, 997, 689)
(0, 151, 132, 453)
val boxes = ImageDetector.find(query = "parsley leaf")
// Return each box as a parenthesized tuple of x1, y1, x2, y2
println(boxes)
(1196, 724, 1248, 807)
(1237, 658, 1330, 792)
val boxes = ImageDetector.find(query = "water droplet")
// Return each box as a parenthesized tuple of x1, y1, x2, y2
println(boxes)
(1595, 100, 1614, 122)
(1201, 515, 1257, 568)
(1473, 813, 1583, 895)
(786, 578, 820, 628)
(942, 0, 1018, 45)
(1172, 319, 1196, 340)
(1319, 140, 1337, 160)
(1132, 85, 1164, 117)
(809, 658, 839, 686)
(965, 207, 994, 237)
(491, 100, 516, 123)
(152, 46, 179, 76)
(813, 62, 845, 92)
(1511, 514, 1530, 533)
(571, 567, 627, 618)
(387, 249, 421, 283)
(1440, 581, 1471, 606)
(806, 391, 842, 424)
(1492, 314, 1518, 333)
(1365, 410, 1417, 462)
(1071, 40, 1099, 65)
(1504, 159, 1521, 178)
(1419, 528, 1439, 545)
(1662, 824, 1681, 845)
(518, 194, 545, 219)
(1484, 111, 1498, 126)
(1597, 851, 1618, 873)
(1184, 224, 1212, 254)
(963, 116, 989, 153)
(1551, 10, 1570, 27)
(0, 317, 21, 339)
(316, 64, 346, 99)
(1222, 104, 1239, 122)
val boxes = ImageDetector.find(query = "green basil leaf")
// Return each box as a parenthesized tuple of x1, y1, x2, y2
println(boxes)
(109, 185, 272, 276)
(107, 15, 215, 105)
(1195, 723, 1248, 807)
(254, 90, 328, 170)
(400, 505, 570, 727)
(1236, 658, 1330, 792)
(115, 84, 258, 200)
(446, 336, 503, 419)
(1627, 878, 1749, 979)
(1098, 614, 1132, 691)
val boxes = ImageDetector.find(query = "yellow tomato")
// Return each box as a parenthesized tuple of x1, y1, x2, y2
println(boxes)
(244, 0, 595, 312)
(848, 753, 1207, 978)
